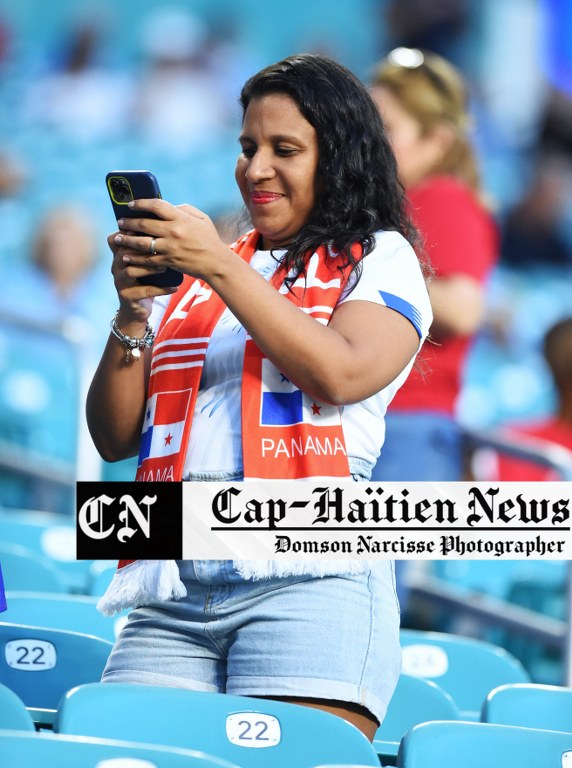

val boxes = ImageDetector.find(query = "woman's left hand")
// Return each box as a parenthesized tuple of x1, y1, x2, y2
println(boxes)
(114, 198, 231, 283)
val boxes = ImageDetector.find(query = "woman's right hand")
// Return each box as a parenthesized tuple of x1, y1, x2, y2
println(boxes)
(107, 229, 179, 326)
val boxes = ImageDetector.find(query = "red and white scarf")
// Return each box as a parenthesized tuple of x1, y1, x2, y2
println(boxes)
(97, 231, 362, 614)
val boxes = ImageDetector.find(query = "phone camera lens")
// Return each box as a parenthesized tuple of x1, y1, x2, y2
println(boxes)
(111, 178, 131, 203)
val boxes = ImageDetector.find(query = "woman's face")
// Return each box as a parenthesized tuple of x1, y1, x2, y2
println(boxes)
(370, 84, 442, 188)
(235, 93, 319, 250)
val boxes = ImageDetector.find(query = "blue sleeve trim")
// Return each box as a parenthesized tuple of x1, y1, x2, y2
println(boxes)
(378, 290, 423, 338)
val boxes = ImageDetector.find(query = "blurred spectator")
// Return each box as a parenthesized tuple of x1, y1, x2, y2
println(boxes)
(478, 316, 572, 481)
(23, 17, 132, 141)
(0, 15, 11, 67)
(538, 86, 572, 156)
(131, 8, 230, 150)
(382, 0, 470, 65)
(0, 149, 26, 197)
(2, 204, 116, 331)
(369, 47, 498, 481)
(500, 151, 572, 269)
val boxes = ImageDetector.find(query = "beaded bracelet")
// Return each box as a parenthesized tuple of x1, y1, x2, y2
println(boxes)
(110, 311, 155, 362)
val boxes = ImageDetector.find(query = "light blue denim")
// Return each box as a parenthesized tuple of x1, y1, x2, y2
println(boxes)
(102, 472, 401, 724)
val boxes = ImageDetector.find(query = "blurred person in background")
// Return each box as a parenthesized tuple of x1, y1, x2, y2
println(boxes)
(477, 316, 572, 481)
(382, 0, 470, 66)
(131, 8, 230, 149)
(0, 149, 25, 197)
(23, 16, 131, 141)
(369, 47, 498, 483)
(3, 204, 116, 331)
(500, 151, 572, 270)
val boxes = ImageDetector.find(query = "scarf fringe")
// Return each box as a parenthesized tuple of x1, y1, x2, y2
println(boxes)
(97, 560, 187, 616)
(233, 559, 368, 579)
(97, 559, 369, 614)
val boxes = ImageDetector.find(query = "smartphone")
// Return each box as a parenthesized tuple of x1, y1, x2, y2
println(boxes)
(105, 170, 183, 287)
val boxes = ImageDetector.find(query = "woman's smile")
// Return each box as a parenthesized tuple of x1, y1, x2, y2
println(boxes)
(249, 190, 284, 204)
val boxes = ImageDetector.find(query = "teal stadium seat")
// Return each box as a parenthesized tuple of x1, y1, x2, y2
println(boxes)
(55, 682, 381, 768)
(87, 560, 119, 597)
(482, 683, 572, 733)
(396, 720, 572, 768)
(0, 621, 112, 726)
(0, 730, 242, 768)
(4, 591, 128, 643)
(0, 683, 35, 731)
(373, 673, 459, 763)
(0, 508, 93, 593)
(400, 629, 530, 719)
(0, 544, 66, 594)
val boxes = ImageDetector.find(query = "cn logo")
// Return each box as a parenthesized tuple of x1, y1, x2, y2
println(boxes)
(78, 494, 157, 542)
(76, 482, 183, 560)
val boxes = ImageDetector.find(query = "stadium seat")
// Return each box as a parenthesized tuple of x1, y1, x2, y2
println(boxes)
(0, 508, 93, 593)
(482, 682, 572, 733)
(0, 683, 35, 731)
(0, 729, 242, 768)
(55, 682, 381, 768)
(400, 628, 530, 719)
(396, 720, 572, 768)
(373, 673, 459, 763)
(87, 560, 119, 597)
(0, 543, 67, 594)
(0, 621, 112, 726)
(4, 591, 128, 643)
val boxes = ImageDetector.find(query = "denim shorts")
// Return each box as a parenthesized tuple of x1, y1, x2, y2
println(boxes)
(102, 558, 401, 725)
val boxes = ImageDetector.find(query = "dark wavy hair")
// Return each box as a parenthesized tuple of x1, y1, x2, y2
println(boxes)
(239, 52, 419, 280)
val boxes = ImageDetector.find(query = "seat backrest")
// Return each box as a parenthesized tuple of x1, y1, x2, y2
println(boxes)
(0, 729, 241, 768)
(3, 591, 128, 643)
(373, 673, 459, 762)
(0, 543, 67, 594)
(397, 720, 572, 768)
(55, 682, 381, 768)
(0, 621, 112, 721)
(0, 510, 92, 593)
(0, 683, 35, 731)
(400, 629, 530, 719)
(482, 683, 572, 733)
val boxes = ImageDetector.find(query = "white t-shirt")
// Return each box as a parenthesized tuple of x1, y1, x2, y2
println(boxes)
(148, 230, 432, 478)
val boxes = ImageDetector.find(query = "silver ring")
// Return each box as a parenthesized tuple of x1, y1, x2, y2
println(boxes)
(149, 237, 157, 255)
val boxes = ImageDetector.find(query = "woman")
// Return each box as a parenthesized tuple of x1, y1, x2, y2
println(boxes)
(369, 47, 498, 482)
(86, 53, 432, 739)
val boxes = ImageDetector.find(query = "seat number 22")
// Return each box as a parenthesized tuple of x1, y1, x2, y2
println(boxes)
(226, 713, 281, 748)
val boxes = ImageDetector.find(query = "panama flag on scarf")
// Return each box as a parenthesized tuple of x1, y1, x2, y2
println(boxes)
(0, 562, 6, 612)
(260, 359, 341, 428)
(137, 388, 193, 481)
(242, 351, 350, 479)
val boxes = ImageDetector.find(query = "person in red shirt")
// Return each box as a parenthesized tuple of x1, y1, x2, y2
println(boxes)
(369, 47, 498, 481)
(484, 317, 572, 480)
